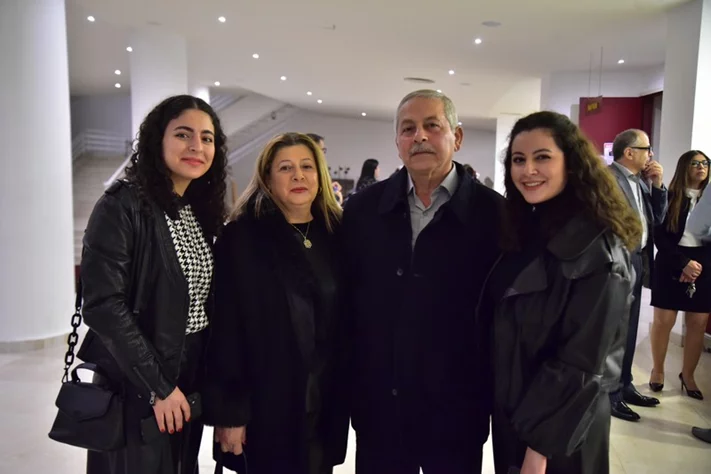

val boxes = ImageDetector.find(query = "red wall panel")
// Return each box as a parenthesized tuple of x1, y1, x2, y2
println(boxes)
(578, 97, 644, 153)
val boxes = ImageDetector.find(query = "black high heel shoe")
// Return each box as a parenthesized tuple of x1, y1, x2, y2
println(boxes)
(649, 371, 664, 392)
(679, 373, 704, 400)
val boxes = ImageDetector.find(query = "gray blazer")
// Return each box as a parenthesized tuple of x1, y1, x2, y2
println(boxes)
(608, 162, 667, 281)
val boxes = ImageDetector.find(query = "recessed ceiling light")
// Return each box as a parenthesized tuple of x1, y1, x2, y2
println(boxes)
(474, 38, 483, 45)
(482, 20, 501, 28)
(618, 59, 625, 64)
(252, 53, 260, 59)
(218, 16, 226, 23)
(361, 112, 367, 117)
(448, 70, 455, 75)
(114, 83, 121, 89)
(214, 81, 221, 86)
(280, 76, 287, 81)
(114, 70, 121, 75)
(317, 99, 323, 104)
(87, 16, 96, 22)
(126, 46, 133, 52)
(458, 121, 463, 126)
(307, 91, 313, 96)
(436, 89, 442, 93)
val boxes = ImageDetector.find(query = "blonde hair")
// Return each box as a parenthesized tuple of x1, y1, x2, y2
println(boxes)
(231, 132, 342, 232)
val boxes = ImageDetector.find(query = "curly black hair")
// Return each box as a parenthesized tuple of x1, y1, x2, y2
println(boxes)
(502, 111, 642, 251)
(124, 95, 227, 239)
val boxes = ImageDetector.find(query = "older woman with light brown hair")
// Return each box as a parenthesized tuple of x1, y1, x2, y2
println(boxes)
(203, 133, 349, 474)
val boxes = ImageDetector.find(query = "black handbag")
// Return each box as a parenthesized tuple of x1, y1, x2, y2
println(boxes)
(48, 279, 126, 451)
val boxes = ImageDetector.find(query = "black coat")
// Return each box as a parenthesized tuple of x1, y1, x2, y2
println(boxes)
(78, 180, 211, 473)
(79, 180, 201, 398)
(491, 216, 633, 468)
(654, 192, 694, 273)
(341, 163, 504, 449)
(203, 201, 349, 473)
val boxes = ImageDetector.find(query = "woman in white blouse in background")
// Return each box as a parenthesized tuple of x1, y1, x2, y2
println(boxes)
(649, 150, 710, 400)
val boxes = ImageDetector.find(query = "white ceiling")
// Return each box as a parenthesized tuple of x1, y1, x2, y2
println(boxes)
(66, 0, 686, 125)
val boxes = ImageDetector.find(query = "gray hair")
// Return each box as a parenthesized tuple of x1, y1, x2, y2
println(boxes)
(612, 129, 644, 161)
(395, 89, 459, 132)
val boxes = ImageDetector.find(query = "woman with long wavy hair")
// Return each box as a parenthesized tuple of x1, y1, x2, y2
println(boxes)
(204, 133, 349, 474)
(355, 158, 380, 192)
(648, 150, 710, 399)
(79, 95, 227, 474)
(483, 111, 640, 474)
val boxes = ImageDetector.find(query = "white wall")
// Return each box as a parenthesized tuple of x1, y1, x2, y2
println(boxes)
(228, 110, 496, 193)
(540, 67, 665, 118)
(70, 93, 131, 139)
(1, 0, 75, 344)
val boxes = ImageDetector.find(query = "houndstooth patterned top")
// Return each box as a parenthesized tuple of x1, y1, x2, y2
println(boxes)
(165, 204, 213, 334)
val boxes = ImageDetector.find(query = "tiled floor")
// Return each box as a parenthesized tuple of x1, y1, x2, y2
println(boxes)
(3, 289, 710, 473)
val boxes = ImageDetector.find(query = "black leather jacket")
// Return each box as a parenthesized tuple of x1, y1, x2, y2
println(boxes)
(78, 181, 201, 399)
(491, 215, 634, 458)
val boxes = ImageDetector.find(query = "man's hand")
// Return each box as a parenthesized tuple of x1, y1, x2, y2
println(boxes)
(215, 426, 247, 455)
(152, 387, 190, 434)
(644, 161, 664, 188)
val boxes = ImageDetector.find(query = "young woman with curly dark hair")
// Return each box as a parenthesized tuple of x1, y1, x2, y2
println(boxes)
(78, 95, 227, 474)
(482, 111, 641, 474)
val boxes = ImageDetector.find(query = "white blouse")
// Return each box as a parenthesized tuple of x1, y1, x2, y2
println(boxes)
(679, 188, 703, 247)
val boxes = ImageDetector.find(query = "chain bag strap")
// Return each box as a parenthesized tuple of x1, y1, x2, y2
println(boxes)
(62, 279, 83, 383)
(48, 277, 126, 452)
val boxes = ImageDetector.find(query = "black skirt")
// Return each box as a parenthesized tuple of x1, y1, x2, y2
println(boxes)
(651, 245, 711, 313)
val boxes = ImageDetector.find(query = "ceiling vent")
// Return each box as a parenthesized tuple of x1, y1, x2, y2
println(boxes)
(403, 77, 436, 84)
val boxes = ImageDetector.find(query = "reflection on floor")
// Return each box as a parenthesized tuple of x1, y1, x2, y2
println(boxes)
(1, 290, 709, 473)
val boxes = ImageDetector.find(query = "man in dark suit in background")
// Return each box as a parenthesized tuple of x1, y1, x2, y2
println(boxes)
(608, 129, 668, 422)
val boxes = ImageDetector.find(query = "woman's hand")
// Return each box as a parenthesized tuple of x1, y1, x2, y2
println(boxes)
(152, 387, 191, 434)
(520, 447, 547, 474)
(682, 260, 703, 281)
(215, 426, 247, 455)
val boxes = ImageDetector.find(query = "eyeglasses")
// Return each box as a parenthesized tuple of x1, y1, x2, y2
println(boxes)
(690, 160, 710, 169)
(629, 146, 653, 153)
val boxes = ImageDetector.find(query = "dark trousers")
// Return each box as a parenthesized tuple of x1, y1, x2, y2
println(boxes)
(87, 331, 206, 474)
(355, 433, 483, 474)
(612, 251, 644, 396)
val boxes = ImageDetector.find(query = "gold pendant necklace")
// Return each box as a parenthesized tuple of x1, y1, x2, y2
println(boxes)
(291, 222, 312, 249)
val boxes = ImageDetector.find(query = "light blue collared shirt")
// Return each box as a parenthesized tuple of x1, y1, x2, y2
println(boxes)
(407, 164, 459, 248)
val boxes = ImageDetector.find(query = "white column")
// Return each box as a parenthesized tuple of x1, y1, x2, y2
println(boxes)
(0, 0, 75, 346)
(659, 0, 711, 176)
(494, 115, 521, 195)
(191, 86, 210, 105)
(129, 28, 189, 137)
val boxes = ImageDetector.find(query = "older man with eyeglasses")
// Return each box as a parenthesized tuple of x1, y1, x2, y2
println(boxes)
(608, 129, 668, 423)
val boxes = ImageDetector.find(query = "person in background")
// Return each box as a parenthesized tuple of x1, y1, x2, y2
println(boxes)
(462, 164, 482, 184)
(648, 150, 710, 400)
(204, 132, 349, 474)
(488, 111, 638, 474)
(684, 164, 711, 445)
(307, 133, 327, 155)
(332, 180, 344, 206)
(79, 95, 228, 474)
(607, 129, 667, 422)
(355, 158, 380, 192)
(342, 90, 504, 473)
